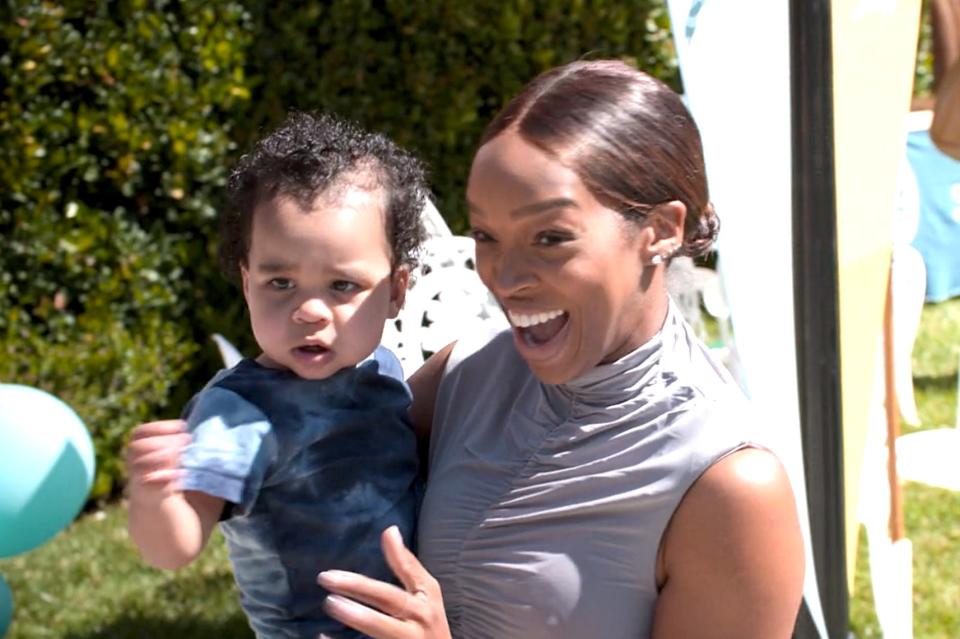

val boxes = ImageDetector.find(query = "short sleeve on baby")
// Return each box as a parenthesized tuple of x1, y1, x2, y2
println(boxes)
(180, 386, 273, 515)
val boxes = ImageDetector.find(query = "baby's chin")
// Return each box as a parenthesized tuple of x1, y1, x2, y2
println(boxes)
(255, 350, 349, 380)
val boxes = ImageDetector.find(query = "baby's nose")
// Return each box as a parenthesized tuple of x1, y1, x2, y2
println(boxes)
(292, 297, 332, 324)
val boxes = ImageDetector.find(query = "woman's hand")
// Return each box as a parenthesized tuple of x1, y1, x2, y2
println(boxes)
(319, 526, 451, 639)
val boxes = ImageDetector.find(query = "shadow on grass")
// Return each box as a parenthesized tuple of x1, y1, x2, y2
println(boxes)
(62, 615, 253, 639)
(61, 568, 254, 639)
(913, 373, 958, 391)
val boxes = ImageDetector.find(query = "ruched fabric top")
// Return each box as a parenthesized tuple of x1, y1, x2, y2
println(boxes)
(418, 302, 753, 638)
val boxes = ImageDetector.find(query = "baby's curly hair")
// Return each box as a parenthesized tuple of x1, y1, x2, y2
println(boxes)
(220, 111, 428, 281)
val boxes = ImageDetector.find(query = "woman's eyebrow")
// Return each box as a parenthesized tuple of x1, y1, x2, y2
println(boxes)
(467, 197, 579, 219)
(510, 197, 578, 218)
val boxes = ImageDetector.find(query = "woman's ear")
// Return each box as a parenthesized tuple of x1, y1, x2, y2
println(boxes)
(388, 266, 410, 318)
(643, 200, 686, 265)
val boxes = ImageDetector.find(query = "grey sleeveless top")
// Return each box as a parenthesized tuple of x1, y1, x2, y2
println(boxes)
(417, 302, 752, 638)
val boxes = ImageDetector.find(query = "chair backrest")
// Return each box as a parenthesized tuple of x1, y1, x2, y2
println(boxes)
(380, 200, 507, 376)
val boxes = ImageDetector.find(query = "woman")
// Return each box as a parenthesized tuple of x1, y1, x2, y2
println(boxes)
(318, 60, 805, 638)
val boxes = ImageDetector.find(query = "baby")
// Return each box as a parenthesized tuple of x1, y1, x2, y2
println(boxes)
(126, 112, 426, 638)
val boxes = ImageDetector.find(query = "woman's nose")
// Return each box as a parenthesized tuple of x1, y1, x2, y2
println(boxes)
(292, 297, 332, 324)
(488, 249, 537, 297)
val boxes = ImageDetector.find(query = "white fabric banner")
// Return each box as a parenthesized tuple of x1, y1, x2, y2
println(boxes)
(664, 1, 828, 636)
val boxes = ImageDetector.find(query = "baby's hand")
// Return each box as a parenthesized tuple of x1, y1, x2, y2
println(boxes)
(126, 420, 191, 493)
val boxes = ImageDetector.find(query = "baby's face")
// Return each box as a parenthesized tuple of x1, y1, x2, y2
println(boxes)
(240, 186, 405, 380)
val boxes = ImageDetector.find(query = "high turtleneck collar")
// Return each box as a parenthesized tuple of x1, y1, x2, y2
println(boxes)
(544, 300, 686, 411)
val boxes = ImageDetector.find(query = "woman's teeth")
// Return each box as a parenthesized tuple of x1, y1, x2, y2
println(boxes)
(507, 309, 566, 328)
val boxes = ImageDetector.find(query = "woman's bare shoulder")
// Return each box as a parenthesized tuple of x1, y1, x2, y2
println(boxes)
(653, 448, 804, 639)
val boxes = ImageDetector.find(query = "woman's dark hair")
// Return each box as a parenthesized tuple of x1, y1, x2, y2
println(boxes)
(220, 111, 427, 280)
(481, 59, 718, 258)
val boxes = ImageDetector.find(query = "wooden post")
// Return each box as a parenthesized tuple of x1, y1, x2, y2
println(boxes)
(883, 263, 906, 541)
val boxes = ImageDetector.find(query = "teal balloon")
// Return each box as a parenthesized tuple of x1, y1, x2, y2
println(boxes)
(0, 384, 95, 557)
(0, 573, 11, 637)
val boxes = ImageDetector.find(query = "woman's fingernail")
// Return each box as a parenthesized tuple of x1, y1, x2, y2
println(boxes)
(386, 525, 403, 543)
(324, 593, 362, 614)
(317, 569, 346, 586)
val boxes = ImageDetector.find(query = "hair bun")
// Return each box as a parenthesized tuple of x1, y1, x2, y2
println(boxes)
(680, 202, 719, 258)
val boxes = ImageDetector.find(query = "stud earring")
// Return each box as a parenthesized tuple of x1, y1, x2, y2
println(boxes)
(650, 254, 663, 266)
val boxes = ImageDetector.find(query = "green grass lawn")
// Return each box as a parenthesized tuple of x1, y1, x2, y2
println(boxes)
(849, 297, 960, 638)
(0, 504, 251, 638)
(1, 299, 957, 638)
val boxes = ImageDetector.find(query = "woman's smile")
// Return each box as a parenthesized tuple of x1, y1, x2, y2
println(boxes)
(467, 130, 663, 384)
(506, 308, 570, 346)
(509, 309, 571, 365)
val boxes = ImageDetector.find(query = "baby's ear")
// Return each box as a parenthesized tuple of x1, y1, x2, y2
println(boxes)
(387, 266, 410, 318)
(240, 264, 251, 301)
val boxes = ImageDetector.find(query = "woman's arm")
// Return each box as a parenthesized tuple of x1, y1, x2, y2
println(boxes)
(407, 342, 455, 449)
(652, 448, 804, 638)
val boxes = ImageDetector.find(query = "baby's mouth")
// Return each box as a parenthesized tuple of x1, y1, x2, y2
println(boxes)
(507, 309, 569, 346)
(296, 344, 328, 354)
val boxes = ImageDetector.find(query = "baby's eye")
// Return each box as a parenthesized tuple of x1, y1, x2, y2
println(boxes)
(469, 228, 494, 243)
(534, 231, 573, 246)
(268, 278, 295, 290)
(331, 280, 360, 293)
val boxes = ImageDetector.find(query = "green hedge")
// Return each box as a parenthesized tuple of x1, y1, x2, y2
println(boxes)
(3, 0, 936, 503)
(0, 1, 252, 497)
(0, 0, 679, 500)
(240, 0, 678, 233)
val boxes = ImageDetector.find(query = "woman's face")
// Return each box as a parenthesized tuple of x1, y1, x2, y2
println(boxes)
(466, 130, 670, 384)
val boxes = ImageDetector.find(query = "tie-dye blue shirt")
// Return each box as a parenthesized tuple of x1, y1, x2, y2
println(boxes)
(180, 346, 419, 639)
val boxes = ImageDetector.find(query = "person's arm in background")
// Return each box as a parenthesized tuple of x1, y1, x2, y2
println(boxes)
(126, 420, 224, 569)
(651, 448, 805, 638)
(931, 56, 960, 161)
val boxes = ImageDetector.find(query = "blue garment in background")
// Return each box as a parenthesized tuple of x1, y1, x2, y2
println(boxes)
(907, 130, 960, 302)
(180, 346, 420, 639)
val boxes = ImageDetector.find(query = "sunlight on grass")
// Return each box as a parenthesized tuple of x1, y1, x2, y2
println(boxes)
(849, 298, 960, 638)
(909, 298, 960, 433)
(0, 503, 251, 639)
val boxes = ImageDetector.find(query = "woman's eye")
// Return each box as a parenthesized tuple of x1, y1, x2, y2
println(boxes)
(331, 280, 359, 293)
(534, 231, 572, 246)
(469, 228, 494, 243)
(268, 278, 294, 290)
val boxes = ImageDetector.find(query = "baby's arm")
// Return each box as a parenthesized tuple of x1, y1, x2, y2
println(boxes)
(126, 420, 224, 569)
